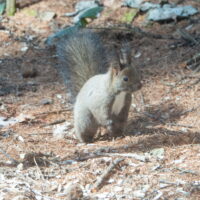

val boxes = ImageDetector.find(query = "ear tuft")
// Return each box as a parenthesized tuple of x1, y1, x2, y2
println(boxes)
(119, 42, 132, 68)
(109, 63, 120, 76)
(112, 67, 119, 76)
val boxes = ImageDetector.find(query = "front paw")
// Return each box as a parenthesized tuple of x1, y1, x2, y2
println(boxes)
(106, 120, 114, 132)
(106, 119, 113, 126)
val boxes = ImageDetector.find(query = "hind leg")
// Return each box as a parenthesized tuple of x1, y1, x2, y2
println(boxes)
(74, 109, 98, 143)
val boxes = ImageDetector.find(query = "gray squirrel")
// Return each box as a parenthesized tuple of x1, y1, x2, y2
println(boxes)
(56, 30, 142, 143)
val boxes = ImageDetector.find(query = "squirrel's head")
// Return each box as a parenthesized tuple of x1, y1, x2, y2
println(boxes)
(110, 66, 142, 93)
(110, 46, 142, 93)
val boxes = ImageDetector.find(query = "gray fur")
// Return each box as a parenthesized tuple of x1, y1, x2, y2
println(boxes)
(56, 30, 142, 143)
(56, 30, 109, 98)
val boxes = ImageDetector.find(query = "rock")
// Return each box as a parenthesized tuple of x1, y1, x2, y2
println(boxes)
(20, 43, 29, 52)
(142, 185, 150, 193)
(39, 11, 56, 21)
(53, 121, 72, 139)
(19, 153, 26, 160)
(75, 1, 99, 11)
(123, 1, 198, 22)
(133, 190, 145, 198)
(17, 163, 24, 171)
(140, 2, 160, 12)
(40, 98, 53, 105)
(147, 4, 198, 21)
(17, 135, 24, 142)
(73, 6, 103, 24)
(21, 46, 28, 52)
(114, 186, 123, 192)
(134, 52, 141, 58)
(123, 0, 143, 8)
(147, 148, 165, 160)
(63, 0, 103, 27)
(56, 94, 62, 99)
(0, 116, 17, 128)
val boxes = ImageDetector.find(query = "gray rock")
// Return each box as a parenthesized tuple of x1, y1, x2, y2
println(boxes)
(73, 6, 103, 24)
(40, 98, 53, 105)
(75, 0, 99, 11)
(123, 0, 144, 8)
(148, 148, 165, 160)
(140, 2, 160, 12)
(123, 1, 198, 21)
(147, 4, 198, 21)
(53, 121, 72, 139)
(39, 11, 56, 21)
(0, 116, 17, 128)
(65, 0, 100, 17)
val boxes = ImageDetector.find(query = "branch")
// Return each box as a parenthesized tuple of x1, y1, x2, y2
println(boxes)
(91, 158, 124, 191)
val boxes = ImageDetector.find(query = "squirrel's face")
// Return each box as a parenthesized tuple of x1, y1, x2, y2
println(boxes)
(111, 66, 142, 93)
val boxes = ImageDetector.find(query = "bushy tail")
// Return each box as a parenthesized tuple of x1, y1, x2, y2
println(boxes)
(56, 30, 109, 99)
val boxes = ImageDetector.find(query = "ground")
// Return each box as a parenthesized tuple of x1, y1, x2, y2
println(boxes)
(0, 0, 200, 199)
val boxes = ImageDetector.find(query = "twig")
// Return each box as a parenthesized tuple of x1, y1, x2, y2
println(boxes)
(165, 76, 190, 94)
(188, 78, 200, 87)
(35, 109, 71, 116)
(175, 167, 199, 175)
(186, 52, 200, 66)
(178, 29, 199, 45)
(88, 26, 176, 40)
(180, 105, 200, 116)
(33, 156, 45, 181)
(138, 111, 196, 128)
(166, 123, 195, 129)
(139, 91, 146, 108)
(76, 154, 102, 162)
(101, 153, 148, 162)
(71, 151, 147, 163)
(159, 180, 179, 186)
(142, 112, 165, 124)
(0, 147, 19, 165)
(40, 119, 66, 127)
(29, 132, 53, 136)
(92, 158, 124, 191)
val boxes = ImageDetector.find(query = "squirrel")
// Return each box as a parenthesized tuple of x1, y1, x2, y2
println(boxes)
(56, 30, 142, 143)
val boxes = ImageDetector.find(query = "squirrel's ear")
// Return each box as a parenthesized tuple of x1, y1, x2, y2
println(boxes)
(110, 64, 120, 76)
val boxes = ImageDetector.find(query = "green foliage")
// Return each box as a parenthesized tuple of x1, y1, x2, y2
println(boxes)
(121, 8, 139, 23)
(23, 8, 37, 17)
(46, 6, 103, 46)
(76, 6, 103, 27)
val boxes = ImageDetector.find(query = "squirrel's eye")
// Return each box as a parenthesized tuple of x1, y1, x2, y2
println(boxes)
(123, 76, 129, 82)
